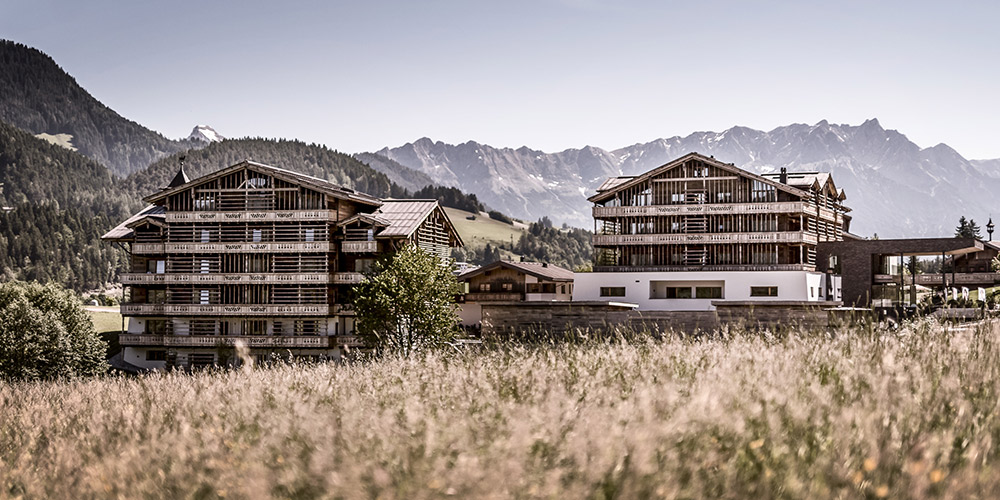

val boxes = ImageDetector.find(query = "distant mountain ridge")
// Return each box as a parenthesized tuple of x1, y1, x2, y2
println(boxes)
(0, 40, 201, 176)
(188, 125, 224, 143)
(376, 120, 1000, 237)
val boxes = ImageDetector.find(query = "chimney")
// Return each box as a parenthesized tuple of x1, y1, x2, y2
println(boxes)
(779, 167, 788, 184)
(542, 262, 548, 268)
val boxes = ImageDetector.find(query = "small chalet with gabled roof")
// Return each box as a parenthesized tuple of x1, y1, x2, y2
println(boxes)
(456, 260, 575, 327)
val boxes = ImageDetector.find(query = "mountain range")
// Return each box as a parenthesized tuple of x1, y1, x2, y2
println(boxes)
(374, 120, 1000, 237)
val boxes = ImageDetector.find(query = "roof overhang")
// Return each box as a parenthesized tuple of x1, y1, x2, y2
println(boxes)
(587, 152, 810, 204)
(143, 160, 382, 207)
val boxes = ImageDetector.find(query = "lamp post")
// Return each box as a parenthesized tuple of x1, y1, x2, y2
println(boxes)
(988, 217, 995, 241)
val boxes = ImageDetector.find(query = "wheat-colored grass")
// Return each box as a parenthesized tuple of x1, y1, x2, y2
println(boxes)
(3, 320, 1000, 499)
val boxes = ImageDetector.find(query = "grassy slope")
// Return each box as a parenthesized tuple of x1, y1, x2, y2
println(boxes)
(444, 206, 526, 250)
(3, 320, 1000, 498)
(86, 308, 122, 333)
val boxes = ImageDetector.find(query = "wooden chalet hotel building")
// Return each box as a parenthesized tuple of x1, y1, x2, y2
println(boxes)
(103, 160, 461, 369)
(574, 153, 851, 310)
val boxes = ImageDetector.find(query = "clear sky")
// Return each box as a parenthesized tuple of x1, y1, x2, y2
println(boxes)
(3, 0, 999, 158)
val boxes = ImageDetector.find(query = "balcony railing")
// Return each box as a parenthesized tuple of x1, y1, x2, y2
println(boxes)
(593, 264, 815, 273)
(463, 292, 523, 302)
(873, 273, 1000, 286)
(332, 272, 364, 284)
(592, 202, 843, 223)
(593, 232, 817, 246)
(119, 334, 332, 348)
(133, 242, 334, 254)
(121, 304, 329, 316)
(332, 303, 356, 314)
(165, 210, 334, 222)
(340, 240, 378, 253)
(121, 273, 332, 284)
(334, 335, 365, 347)
(593, 201, 806, 218)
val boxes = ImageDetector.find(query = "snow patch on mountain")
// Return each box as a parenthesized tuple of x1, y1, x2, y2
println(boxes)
(187, 125, 225, 143)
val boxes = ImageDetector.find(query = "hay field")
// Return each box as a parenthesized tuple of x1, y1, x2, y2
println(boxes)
(3, 320, 1000, 498)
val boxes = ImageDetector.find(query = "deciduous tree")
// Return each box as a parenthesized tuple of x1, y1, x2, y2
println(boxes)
(353, 246, 462, 356)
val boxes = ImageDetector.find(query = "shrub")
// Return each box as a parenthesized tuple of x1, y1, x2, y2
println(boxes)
(488, 210, 513, 225)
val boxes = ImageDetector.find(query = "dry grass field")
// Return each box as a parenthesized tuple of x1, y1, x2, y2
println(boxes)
(3, 320, 1000, 499)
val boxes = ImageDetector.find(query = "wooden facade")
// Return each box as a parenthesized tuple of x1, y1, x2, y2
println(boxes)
(103, 161, 462, 368)
(589, 153, 851, 272)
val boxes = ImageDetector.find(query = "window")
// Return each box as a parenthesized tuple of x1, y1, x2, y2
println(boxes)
(146, 320, 166, 335)
(600, 287, 626, 297)
(146, 350, 166, 361)
(810, 287, 815, 298)
(717, 192, 732, 203)
(665, 287, 692, 299)
(200, 289, 210, 305)
(305, 228, 315, 242)
(479, 283, 491, 292)
(671, 193, 685, 204)
(501, 282, 513, 291)
(200, 259, 210, 274)
(750, 286, 779, 297)
(696, 287, 723, 299)
(252, 229, 262, 242)
(200, 229, 211, 243)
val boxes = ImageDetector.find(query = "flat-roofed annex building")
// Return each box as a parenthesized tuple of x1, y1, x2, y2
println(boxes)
(103, 160, 462, 369)
(574, 152, 850, 310)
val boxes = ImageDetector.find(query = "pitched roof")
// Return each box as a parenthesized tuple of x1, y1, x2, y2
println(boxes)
(372, 200, 463, 246)
(167, 166, 189, 188)
(458, 260, 575, 282)
(101, 205, 165, 241)
(588, 152, 810, 203)
(143, 160, 382, 206)
(760, 171, 843, 199)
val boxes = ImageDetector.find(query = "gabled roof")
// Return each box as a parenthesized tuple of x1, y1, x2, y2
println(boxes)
(373, 199, 464, 246)
(101, 205, 165, 241)
(338, 213, 391, 228)
(760, 171, 843, 199)
(458, 260, 575, 282)
(588, 152, 810, 203)
(143, 160, 382, 206)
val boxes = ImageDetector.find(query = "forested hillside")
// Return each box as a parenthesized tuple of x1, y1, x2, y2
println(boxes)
(125, 138, 409, 200)
(0, 121, 129, 290)
(0, 40, 199, 176)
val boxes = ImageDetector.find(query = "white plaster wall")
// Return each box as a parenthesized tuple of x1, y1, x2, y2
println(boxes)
(573, 271, 829, 311)
(123, 347, 167, 370)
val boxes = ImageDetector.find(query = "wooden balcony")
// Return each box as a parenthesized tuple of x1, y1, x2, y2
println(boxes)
(331, 303, 356, 314)
(593, 201, 806, 218)
(593, 231, 817, 246)
(121, 304, 329, 316)
(133, 242, 334, 254)
(340, 240, 378, 253)
(593, 264, 815, 273)
(332, 272, 364, 284)
(463, 292, 523, 302)
(165, 210, 334, 222)
(120, 334, 332, 348)
(121, 273, 332, 284)
(874, 273, 1000, 286)
(334, 335, 365, 347)
(593, 202, 843, 223)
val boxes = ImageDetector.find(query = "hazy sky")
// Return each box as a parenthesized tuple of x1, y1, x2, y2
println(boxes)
(4, 0, 999, 158)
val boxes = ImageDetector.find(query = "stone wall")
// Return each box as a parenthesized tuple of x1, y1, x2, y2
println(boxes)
(480, 300, 839, 338)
